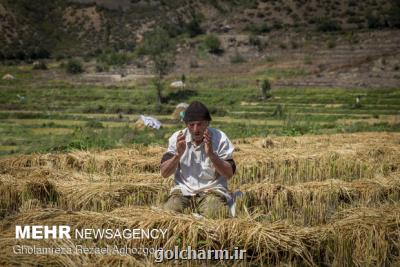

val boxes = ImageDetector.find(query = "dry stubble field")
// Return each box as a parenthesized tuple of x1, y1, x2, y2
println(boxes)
(0, 132, 399, 266)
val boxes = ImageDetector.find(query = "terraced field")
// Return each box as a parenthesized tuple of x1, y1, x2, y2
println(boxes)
(1, 72, 399, 156)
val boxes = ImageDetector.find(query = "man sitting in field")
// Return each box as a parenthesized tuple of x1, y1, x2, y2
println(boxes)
(160, 101, 236, 219)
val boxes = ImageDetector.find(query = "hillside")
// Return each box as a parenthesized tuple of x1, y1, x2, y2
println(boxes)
(1, 0, 399, 58)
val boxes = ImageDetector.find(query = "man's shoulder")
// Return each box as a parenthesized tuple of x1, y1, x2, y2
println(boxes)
(208, 127, 228, 139)
(209, 127, 231, 142)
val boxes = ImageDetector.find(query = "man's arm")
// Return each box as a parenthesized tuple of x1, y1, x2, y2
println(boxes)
(204, 128, 235, 179)
(160, 131, 186, 178)
(208, 152, 234, 179)
(160, 153, 181, 178)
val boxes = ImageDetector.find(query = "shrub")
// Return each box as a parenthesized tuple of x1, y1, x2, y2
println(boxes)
(32, 61, 47, 70)
(386, 2, 400, 28)
(204, 35, 223, 54)
(95, 63, 109, 72)
(27, 47, 50, 60)
(316, 18, 341, 32)
(272, 104, 284, 117)
(249, 34, 262, 46)
(367, 12, 385, 29)
(186, 18, 203, 37)
(85, 120, 104, 129)
(66, 59, 83, 74)
(162, 21, 185, 37)
(54, 53, 66, 61)
(260, 78, 271, 100)
(249, 34, 266, 51)
(208, 106, 227, 116)
(273, 21, 283, 29)
(327, 39, 336, 49)
(97, 52, 130, 66)
(347, 16, 364, 24)
(279, 43, 287, 49)
(245, 22, 270, 34)
(230, 51, 246, 64)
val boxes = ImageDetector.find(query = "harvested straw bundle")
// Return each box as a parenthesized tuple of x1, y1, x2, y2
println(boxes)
(0, 207, 317, 265)
(240, 177, 400, 226)
(1, 204, 399, 266)
(324, 204, 400, 266)
(24, 178, 59, 203)
(233, 148, 399, 186)
(57, 182, 169, 211)
(0, 181, 21, 218)
(233, 133, 400, 186)
(0, 177, 59, 218)
(0, 238, 92, 266)
(0, 147, 164, 175)
(134, 118, 146, 129)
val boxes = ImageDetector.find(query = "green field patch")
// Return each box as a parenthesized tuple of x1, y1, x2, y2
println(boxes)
(337, 115, 400, 126)
(5, 119, 85, 127)
(254, 68, 308, 80)
(31, 128, 74, 135)
(102, 121, 135, 128)
(0, 145, 17, 151)
(213, 117, 284, 126)
(70, 113, 139, 120)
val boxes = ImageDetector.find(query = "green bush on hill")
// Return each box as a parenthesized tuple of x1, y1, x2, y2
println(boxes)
(204, 35, 223, 54)
(245, 22, 270, 34)
(316, 18, 342, 32)
(66, 59, 83, 74)
(97, 52, 130, 66)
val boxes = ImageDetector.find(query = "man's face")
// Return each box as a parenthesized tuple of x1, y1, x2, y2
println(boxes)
(186, 120, 209, 143)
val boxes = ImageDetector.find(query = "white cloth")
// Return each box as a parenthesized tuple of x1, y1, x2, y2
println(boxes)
(166, 127, 237, 216)
(176, 103, 189, 109)
(170, 80, 185, 88)
(139, 115, 161, 130)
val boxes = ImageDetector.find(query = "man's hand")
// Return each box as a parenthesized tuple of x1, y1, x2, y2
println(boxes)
(160, 130, 186, 178)
(176, 131, 186, 157)
(204, 128, 234, 179)
(204, 128, 213, 156)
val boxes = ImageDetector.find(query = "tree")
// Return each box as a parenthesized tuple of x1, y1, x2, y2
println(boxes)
(187, 17, 203, 37)
(204, 35, 223, 54)
(142, 28, 175, 105)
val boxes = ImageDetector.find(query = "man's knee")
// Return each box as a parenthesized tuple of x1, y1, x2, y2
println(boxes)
(163, 192, 190, 213)
(198, 193, 229, 219)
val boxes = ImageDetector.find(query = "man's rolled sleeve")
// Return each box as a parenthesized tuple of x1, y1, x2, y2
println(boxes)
(160, 132, 178, 165)
(217, 137, 235, 160)
(167, 132, 178, 155)
(216, 136, 236, 175)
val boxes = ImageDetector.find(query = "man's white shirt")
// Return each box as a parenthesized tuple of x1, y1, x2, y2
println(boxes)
(166, 127, 235, 201)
